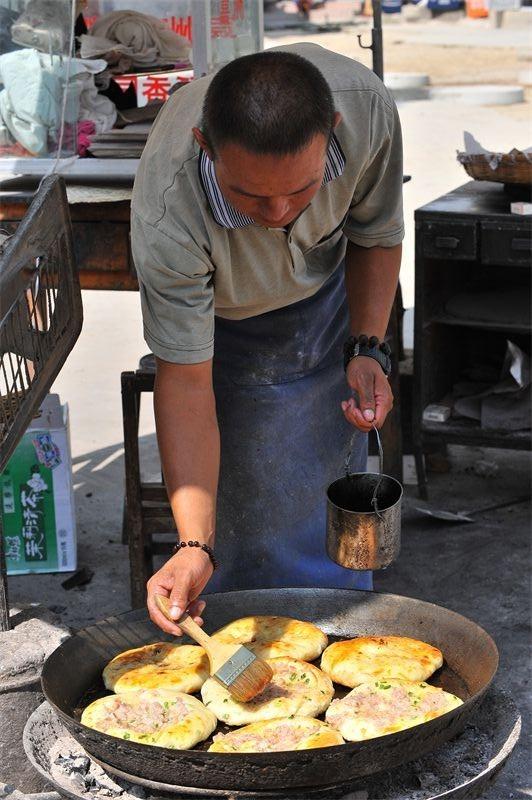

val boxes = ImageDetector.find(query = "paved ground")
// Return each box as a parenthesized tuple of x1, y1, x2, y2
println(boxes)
(7, 441, 530, 798)
(3, 9, 531, 798)
(375, 447, 531, 800)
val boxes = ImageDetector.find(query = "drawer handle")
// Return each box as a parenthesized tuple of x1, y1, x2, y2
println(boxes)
(435, 236, 460, 249)
(511, 238, 531, 252)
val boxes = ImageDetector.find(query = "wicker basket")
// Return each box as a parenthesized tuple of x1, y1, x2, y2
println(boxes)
(457, 148, 532, 185)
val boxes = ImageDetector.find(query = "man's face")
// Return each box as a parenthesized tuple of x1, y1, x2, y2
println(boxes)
(202, 133, 329, 228)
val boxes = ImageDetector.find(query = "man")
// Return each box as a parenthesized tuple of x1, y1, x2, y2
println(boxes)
(131, 44, 403, 636)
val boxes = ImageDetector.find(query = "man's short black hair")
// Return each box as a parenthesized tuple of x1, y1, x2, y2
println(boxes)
(201, 51, 335, 156)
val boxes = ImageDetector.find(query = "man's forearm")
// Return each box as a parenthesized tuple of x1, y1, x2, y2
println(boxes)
(154, 359, 220, 545)
(344, 242, 402, 339)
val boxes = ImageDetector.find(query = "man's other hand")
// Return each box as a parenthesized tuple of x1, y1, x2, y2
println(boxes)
(341, 356, 393, 431)
(146, 548, 213, 636)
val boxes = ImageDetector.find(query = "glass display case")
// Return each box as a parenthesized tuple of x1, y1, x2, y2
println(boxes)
(0, 0, 263, 164)
(192, 1, 263, 77)
(0, 0, 78, 158)
(83, 1, 263, 104)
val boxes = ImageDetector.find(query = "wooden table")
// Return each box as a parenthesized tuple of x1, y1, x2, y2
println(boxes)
(0, 185, 138, 291)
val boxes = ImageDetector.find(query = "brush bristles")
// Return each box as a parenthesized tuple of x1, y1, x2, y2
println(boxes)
(228, 658, 273, 702)
(213, 646, 274, 702)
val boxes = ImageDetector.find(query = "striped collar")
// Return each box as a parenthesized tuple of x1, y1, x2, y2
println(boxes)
(198, 134, 346, 229)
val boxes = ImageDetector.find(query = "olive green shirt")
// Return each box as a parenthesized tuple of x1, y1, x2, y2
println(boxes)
(131, 42, 404, 364)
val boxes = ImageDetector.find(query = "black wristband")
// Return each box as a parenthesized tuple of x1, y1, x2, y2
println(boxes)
(173, 540, 218, 571)
(343, 334, 392, 376)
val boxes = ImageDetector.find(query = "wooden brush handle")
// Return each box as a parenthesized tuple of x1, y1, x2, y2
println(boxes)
(154, 594, 245, 675)
(154, 594, 213, 651)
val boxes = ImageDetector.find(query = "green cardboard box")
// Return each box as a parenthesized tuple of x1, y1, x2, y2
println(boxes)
(1, 393, 77, 574)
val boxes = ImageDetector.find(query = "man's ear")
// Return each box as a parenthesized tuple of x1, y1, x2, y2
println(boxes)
(192, 127, 214, 159)
(332, 111, 342, 129)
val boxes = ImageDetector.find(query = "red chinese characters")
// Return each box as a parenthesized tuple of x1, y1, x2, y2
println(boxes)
(211, 0, 245, 38)
(140, 75, 172, 102)
(162, 14, 193, 41)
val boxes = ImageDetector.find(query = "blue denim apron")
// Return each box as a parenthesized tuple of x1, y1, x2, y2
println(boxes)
(208, 263, 372, 592)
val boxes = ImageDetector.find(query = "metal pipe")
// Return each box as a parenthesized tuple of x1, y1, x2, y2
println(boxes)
(372, 0, 384, 80)
(356, 0, 384, 81)
(0, 517, 10, 631)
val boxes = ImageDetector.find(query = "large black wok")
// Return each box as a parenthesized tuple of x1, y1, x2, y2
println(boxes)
(41, 588, 498, 793)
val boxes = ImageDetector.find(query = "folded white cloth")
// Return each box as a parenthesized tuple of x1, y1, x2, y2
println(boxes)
(80, 34, 134, 73)
(73, 59, 117, 133)
(0, 50, 115, 155)
(80, 10, 190, 69)
(0, 49, 67, 155)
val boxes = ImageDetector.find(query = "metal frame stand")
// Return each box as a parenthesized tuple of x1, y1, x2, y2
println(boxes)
(0, 176, 82, 631)
(358, 0, 384, 80)
(358, 1, 406, 483)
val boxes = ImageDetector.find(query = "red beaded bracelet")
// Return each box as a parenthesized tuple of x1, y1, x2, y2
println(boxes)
(172, 540, 218, 571)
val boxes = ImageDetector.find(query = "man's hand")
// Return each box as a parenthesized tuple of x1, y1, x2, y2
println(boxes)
(342, 241, 401, 432)
(146, 548, 213, 636)
(150, 357, 219, 636)
(341, 356, 393, 431)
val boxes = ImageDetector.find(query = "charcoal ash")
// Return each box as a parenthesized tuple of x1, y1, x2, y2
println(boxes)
(47, 726, 493, 800)
(128, 787, 149, 799)
(351, 723, 493, 800)
(49, 739, 139, 798)
(53, 754, 90, 776)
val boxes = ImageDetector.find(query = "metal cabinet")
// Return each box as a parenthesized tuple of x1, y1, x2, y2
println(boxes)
(413, 180, 532, 498)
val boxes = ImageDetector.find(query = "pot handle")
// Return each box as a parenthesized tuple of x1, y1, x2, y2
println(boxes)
(370, 426, 384, 513)
(343, 425, 383, 478)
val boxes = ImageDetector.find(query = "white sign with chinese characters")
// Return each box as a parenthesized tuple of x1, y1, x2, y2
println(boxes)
(114, 70, 194, 108)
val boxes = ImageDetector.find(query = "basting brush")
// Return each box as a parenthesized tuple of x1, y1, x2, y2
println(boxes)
(154, 594, 273, 702)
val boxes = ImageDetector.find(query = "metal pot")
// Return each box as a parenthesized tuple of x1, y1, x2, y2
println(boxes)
(326, 427, 403, 570)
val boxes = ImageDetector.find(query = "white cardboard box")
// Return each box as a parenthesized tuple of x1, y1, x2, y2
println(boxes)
(510, 202, 532, 216)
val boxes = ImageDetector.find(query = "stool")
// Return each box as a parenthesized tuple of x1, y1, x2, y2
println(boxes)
(121, 355, 176, 608)
(122, 290, 405, 608)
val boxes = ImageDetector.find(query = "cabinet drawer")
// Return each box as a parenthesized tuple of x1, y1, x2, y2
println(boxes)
(480, 221, 532, 266)
(422, 221, 477, 260)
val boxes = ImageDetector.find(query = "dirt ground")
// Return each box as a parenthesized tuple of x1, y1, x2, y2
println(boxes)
(383, 38, 525, 87)
(286, 29, 522, 84)
(265, 13, 532, 121)
(380, 34, 531, 121)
